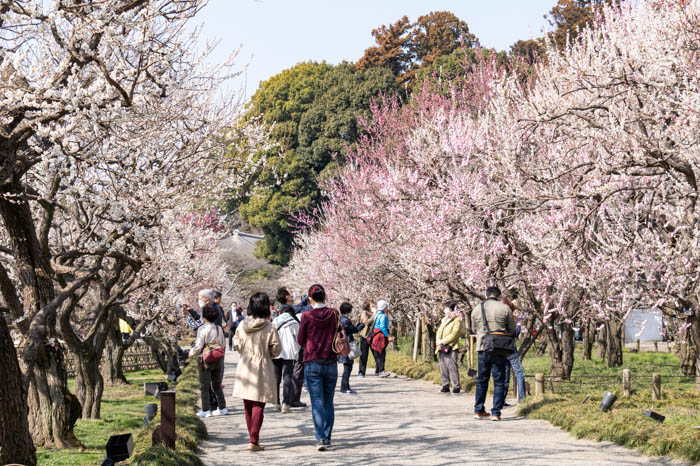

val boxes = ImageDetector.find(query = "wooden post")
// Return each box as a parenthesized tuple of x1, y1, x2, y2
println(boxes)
(622, 369, 631, 397)
(653, 340, 658, 352)
(696, 372, 700, 393)
(635, 339, 640, 352)
(160, 390, 176, 449)
(412, 315, 421, 362)
(535, 373, 544, 396)
(652, 373, 661, 401)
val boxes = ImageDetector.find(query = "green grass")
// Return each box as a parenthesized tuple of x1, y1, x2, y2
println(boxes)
(385, 339, 699, 462)
(37, 364, 207, 466)
(37, 370, 168, 465)
(519, 391, 700, 463)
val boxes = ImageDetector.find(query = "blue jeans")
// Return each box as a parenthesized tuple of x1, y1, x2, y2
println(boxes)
(304, 362, 338, 442)
(474, 351, 508, 416)
(505, 352, 526, 401)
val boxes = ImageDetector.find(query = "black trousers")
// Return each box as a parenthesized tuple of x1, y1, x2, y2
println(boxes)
(199, 359, 225, 411)
(227, 329, 234, 349)
(372, 347, 386, 374)
(273, 358, 294, 405)
(358, 338, 371, 375)
(340, 361, 354, 391)
(291, 348, 305, 402)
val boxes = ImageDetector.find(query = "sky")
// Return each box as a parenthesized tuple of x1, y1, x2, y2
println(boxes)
(193, 0, 556, 101)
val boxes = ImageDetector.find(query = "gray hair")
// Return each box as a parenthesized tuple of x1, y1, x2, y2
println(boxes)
(198, 288, 214, 300)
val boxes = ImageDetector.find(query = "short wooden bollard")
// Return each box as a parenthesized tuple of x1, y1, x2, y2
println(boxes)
(622, 369, 631, 397)
(160, 390, 176, 449)
(653, 340, 658, 352)
(635, 339, 640, 351)
(652, 373, 661, 401)
(535, 373, 544, 396)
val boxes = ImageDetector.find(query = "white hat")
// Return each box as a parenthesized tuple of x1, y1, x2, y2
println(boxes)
(376, 299, 388, 311)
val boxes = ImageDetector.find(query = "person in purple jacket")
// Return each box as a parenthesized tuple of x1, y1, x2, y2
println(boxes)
(297, 284, 339, 452)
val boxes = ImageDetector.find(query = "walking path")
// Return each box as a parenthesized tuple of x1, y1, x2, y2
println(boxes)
(198, 350, 680, 465)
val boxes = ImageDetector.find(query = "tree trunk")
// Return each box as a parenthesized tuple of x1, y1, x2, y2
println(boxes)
(518, 321, 545, 360)
(25, 343, 81, 448)
(422, 321, 436, 362)
(581, 321, 594, 360)
(597, 323, 607, 359)
(73, 347, 105, 419)
(678, 328, 697, 377)
(143, 336, 170, 373)
(546, 323, 574, 379)
(605, 320, 624, 367)
(103, 328, 129, 385)
(0, 316, 36, 466)
(0, 196, 76, 447)
(390, 325, 399, 351)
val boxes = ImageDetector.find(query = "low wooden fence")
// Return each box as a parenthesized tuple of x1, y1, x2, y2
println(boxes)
(64, 342, 159, 377)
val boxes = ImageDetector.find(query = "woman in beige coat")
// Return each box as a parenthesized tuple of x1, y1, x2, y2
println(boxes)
(233, 292, 282, 451)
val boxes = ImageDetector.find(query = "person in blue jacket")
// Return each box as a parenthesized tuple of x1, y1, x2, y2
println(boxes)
(371, 300, 392, 377)
(338, 302, 364, 394)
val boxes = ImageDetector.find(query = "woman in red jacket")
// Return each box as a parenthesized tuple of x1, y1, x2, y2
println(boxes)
(297, 284, 339, 451)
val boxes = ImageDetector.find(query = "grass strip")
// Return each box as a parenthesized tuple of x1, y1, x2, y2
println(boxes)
(130, 360, 207, 465)
(518, 391, 700, 463)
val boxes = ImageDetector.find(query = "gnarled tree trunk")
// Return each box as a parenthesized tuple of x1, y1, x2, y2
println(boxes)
(73, 347, 105, 419)
(422, 321, 436, 362)
(581, 321, 594, 360)
(605, 320, 624, 367)
(0, 316, 36, 466)
(102, 328, 129, 385)
(25, 344, 81, 448)
(597, 323, 607, 359)
(546, 322, 575, 379)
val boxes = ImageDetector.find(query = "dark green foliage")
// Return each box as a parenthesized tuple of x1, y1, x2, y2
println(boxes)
(234, 62, 398, 264)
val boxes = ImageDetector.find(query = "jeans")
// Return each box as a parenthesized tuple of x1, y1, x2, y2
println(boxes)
(292, 348, 305, 402)
(243, 399, 265, 444)
(439, 350, 460, 390)
(504, 352, 527, 401)
(358, 338, 370, 375)
(372, 347, 386, 374)
(474, 351, 507, 416)
(340, 361, 353, 391)
(304, 361, 338, 442)
(198, 359, 226, 411)
(273, 358, 294, 405)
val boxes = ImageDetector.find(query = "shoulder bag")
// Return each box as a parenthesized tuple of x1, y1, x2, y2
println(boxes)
(332, 309, 350, 357)
(203, 326, 226, 364)
(480, 302, 516, 356)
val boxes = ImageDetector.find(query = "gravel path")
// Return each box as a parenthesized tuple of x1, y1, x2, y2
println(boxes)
(197, 350, 680, 465)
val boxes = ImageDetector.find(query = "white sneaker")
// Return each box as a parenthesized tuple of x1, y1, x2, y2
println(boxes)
(212, 408, 228, 416)
(197, 410, 212, 418)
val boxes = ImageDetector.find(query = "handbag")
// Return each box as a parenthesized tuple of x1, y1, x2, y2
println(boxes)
(332, 310, 350, 357)
(347, 340, 361, 360)
(440, 344, 452, 353)
(370, 328, 388, 352)
(202, 326, 226, 364)
(203, 343, 225, 364)
(480, 302, 516, 356)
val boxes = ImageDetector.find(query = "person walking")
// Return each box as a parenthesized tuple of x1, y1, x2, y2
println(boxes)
(188, 304, 227, 418)
(272, 288, 301, 413)
(471, 286, 516, 421)
(233, 292, 282, 452)
(503, 306, 527, 404)
(369, 299, 392, 377)
(290, 293, 311, 408)
(297, 284, 339, 451)
(357, 299, 376, 377)
(436, 301, 465, 394)
(338, 302, 364, 394)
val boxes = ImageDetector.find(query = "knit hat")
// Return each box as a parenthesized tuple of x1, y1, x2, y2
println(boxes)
(376, 299, 388, 311)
